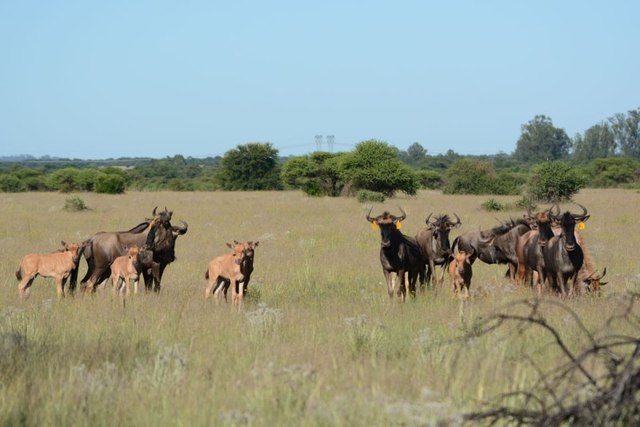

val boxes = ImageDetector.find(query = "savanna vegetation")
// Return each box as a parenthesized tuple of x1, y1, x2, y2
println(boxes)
(2, 108, 640, 199)
(1, 189, 639, 425)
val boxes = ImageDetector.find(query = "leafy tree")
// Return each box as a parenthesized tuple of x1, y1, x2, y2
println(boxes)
(401, 142, 427, 165)
(443, 159, 522, 195)
(586, 157, 640, 187)
(0, 174, 27, 192)
(527, 161, 586, 202)
(95, 173, 126, 194)
(281, 152, 346, 196)
(340, 140, 419, 197)
(573, 122, 616, 162)
(217, 143, 282, 191)
(513, 115, 572, 162)
(609, 108, 640, 158)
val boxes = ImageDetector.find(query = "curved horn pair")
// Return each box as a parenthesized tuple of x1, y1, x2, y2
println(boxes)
(571, 203, 589, 222)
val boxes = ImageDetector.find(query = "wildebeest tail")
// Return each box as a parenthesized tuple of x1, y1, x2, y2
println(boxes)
(15, 268, 22, 281)
(451, 236, 459, 253)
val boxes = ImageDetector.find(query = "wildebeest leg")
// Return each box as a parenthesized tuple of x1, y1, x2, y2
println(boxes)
(18, 276, 36, 300)
(397, 270, 406, 302)
(152, 264, 166, 293)
(55, 277, 65, 299)
(383, 270, 394, 299)
(557, 273, 568, 298)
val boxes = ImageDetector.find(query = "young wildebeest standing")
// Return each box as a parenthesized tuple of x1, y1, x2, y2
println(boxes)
(415, 213, 461, 288)
(205, 242, 247, 304)
(210, 240, 260, 299)
(109, 245, 158, 295)
(448, 250, 473, 300)
(366, 208, 424, 302)
(543, 204, 589, 298)
(16, 241, 83, 299)
(515, 207, 556, 295)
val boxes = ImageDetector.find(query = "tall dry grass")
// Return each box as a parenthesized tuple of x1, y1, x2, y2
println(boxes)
(0, 189, 639, 426)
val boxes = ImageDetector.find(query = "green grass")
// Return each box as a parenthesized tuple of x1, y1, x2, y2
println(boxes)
(1, 189, 639, 426)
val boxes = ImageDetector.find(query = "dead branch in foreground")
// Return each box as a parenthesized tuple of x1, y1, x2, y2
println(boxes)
(459, 294, 640, 426)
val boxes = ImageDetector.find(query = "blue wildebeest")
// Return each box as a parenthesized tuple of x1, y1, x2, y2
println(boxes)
(515, 207, 557, 294)
(366, 208, 424, 302)
(16, 241, 84, 299)
(415, 213, 461, 288)
(453, 218, 531, 281)
(75, 207, 188, 293)
(543, 204, 590, 298)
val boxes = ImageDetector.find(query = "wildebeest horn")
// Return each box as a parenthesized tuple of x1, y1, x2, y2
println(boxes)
(424, 213, 433, 225)
(366, 207, 375, 223)
(527, 205, 534, 219)
(152, 206, 158, 216)
(572, 203, 589, 221)
(172, 220, 188, 235)
(396, 207, 406, 222)
(451, 213, 462, 227)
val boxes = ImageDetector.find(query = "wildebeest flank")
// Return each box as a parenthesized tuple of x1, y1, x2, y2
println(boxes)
(75, 207, 188, 293)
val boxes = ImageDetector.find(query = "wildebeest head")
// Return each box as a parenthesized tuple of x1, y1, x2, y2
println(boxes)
(226, 241, 247, 265)
(554, 204, 589, 251)
(452, 250, 473, 275)
(146, 207, 188, 250)
(425, 213, 461, 256)
(235, 240, 259, 260)
(525, 207, 556, 248)
(61, 241, 82, 264)
(366, 207, 406, 248)
(583, 267, 607, 294)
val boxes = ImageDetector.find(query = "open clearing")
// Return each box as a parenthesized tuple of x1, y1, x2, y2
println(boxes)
(1, 189, 639, 425)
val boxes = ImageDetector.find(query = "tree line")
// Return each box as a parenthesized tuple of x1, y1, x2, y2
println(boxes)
(1, 108, 639, 202)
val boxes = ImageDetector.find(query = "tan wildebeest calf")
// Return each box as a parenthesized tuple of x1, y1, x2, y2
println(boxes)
(205, 242, 246, 304)
(449, 250, 473, 300)
(16, 241, 82, 299)
(109, 245, 144, 295)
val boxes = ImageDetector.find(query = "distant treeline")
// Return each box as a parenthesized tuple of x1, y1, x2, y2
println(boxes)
(1, 110, 639, 196)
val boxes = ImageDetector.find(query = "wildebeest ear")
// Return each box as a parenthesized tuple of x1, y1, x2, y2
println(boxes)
(234, 240, 240, 245)
(61, 240, 67, 247)
(254, 241, 259, 247)
(226, 242, 233, 248)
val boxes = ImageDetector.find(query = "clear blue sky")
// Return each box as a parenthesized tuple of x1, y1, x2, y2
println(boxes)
(1, 1, 638, 159)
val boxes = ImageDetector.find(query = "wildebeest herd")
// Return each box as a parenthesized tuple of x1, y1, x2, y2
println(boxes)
(366, 203, 607, 301)
(15, 203, 606, 304)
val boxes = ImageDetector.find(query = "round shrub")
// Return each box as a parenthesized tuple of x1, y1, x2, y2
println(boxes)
(356, 190, 386, 203)
(527, 161, 586, 202)
(95, 173, 126, 194)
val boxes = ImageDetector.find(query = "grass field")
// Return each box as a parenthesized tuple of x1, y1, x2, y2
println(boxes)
(1, 189, 639, 426)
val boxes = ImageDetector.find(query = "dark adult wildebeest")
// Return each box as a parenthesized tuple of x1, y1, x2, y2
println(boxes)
(515, 208, 556, 294)
(452, 218, 531, 280)
(16, 241, 83, 299)
(366, 208, 424, 302)
(75, 207, 188, 293)
(543, 204, 589, 298)
(415, 213, 461, 288)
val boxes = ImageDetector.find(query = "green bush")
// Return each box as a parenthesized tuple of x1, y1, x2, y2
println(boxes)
(95, 174, 126, 194)
(356, 190, 386, 203)
(63, 196, 88, 211)
(416, 169, 445, 189)
(527, 161, 586, 202)
(481, 198, 506, 211)
(0, 174, 27, 192)
(443, 160, 521, 195)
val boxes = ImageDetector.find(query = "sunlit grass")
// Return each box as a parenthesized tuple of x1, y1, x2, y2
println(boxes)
(0, 189, 639, 425)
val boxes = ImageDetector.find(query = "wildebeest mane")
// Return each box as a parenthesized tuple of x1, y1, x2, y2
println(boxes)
(482, 218, 530, 238)
(126, 222, 152, 233)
